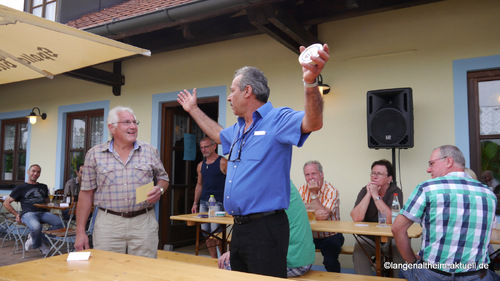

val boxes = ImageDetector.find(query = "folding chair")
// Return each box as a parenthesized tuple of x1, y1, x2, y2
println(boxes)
(42, 202, 77, 257)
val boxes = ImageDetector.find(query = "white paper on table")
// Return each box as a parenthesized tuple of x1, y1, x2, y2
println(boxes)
(136, 182, 155, 204)
(67, 252, 91, 261)
(355, 224, 369, 227)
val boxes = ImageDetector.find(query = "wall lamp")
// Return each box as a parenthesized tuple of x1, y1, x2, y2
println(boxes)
(318, 74, 331, 95)
(26, 107, 47, 125)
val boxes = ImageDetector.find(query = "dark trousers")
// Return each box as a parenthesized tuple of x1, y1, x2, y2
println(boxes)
(230, 211, 289, 278)
(314, 233, 345, 272)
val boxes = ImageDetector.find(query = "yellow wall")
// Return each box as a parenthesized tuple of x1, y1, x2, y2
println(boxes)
(1, 0, 500, 223)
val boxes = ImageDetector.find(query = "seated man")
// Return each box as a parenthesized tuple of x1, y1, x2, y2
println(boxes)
(298, 160, 344, 272)
(2, 164, 64, 255)
(62, 164, 83, 220)
(350, 159, 404, 276)
(393, 145, 499, 280)
(218, 181, 315, 277)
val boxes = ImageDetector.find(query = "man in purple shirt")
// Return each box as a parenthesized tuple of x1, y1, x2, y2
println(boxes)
(177, 44, 329, 277)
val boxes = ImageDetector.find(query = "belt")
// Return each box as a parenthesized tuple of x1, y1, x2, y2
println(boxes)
(428, 267, 487, 277)
(99, 207, 153, 218)
(233, 209, 284, 225)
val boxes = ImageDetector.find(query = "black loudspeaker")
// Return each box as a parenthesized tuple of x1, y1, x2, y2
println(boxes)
(367, 88, 413, 149)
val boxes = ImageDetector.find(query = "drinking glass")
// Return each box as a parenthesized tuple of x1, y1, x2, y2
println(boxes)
(48, 192, 54, 204)
(377, 210, 389, 227)
(306, 208, 316, 223)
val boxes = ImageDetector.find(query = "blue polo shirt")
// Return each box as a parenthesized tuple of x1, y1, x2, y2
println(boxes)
(220, 102, 309, 216)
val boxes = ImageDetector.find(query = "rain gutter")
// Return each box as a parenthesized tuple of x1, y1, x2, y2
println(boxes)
(83, 0, 269, 36)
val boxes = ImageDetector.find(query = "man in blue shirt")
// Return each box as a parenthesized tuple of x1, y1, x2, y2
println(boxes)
(177, 44, 329, 277)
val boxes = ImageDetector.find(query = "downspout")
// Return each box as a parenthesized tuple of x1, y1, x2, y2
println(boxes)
(84, 0, 269, 36)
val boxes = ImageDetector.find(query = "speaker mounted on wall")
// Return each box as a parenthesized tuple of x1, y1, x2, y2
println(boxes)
(367, 88, 413, 149)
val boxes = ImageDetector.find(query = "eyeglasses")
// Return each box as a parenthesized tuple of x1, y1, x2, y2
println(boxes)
(228, 135, 244, 162)
(200, 144, 214, 150)
(228, 124, 256, 162)
(428, 156, 447, 167)
(113, 120, 140, 126)
(370, 172, 387, 177)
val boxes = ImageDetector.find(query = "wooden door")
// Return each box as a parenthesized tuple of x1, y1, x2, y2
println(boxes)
(159, 98, 219, 247)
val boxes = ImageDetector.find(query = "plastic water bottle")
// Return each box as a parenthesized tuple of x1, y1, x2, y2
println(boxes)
(208, 195, 216, 218)
(391, 193, 400, 224)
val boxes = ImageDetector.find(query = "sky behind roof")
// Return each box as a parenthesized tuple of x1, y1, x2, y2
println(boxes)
(0, 0, 23, 10)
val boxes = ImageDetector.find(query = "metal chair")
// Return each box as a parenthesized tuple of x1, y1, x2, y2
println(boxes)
(42, 202, 77, 257)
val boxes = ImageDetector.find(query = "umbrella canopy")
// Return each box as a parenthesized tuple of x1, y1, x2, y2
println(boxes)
(0, 4, 150, 85)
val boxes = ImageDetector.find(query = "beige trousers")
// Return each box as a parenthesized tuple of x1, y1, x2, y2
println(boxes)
(93, 208, 158, 258)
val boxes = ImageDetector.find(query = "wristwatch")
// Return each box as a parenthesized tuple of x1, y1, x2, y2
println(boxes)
(375, 196, 381, 201)
(310, 194, 319, 200)
(159, 187, 165, 195)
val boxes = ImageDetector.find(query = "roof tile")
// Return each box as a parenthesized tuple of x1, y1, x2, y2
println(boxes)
(67, 0, 195, 29)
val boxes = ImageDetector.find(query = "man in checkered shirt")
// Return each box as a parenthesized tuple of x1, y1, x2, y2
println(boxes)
(392, 145, 500, 280)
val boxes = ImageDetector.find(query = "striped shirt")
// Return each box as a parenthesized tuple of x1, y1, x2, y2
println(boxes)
(298, 180, 340, 239)
(401, 171, 496, 273)
(81, 140, 169, 213)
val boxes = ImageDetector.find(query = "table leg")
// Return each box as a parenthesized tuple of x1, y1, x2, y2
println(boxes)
(195, 223, 200, 256)
(375, 236, 382, 276)
(221, 227, 227, 254)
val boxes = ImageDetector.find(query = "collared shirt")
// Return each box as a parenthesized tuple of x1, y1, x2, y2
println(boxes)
(298, 180, 340, 239)
(401, 171, 496, 273)
(64, 177, 80, 197)
(81, 139, 169, 213)
(220, 102, 308, 216)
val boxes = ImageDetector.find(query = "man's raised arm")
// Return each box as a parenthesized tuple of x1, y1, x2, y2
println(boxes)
(300, 44, 329, 134)
(177, 88, 223, 143)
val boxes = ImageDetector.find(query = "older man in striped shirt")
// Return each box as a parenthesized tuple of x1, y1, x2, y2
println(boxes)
(392, 145, 499, 280)
(298, 160, 344, 272)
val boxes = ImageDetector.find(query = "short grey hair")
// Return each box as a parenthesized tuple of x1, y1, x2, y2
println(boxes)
(234, 66, 270, 103)
(436, 145, 466, 168)
(107, 106, 136, 126)
(303, 160, 323, 174)
(201, 137, 215, 145)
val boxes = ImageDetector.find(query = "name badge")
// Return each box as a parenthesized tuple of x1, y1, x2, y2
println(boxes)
(254, 131, 266, 136)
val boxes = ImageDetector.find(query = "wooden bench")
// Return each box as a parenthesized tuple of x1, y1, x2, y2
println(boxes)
(157, 250, 218, 267)
(157, 250, 403, 280)
(315, 245, 354, 255)
(293, 270, 404, 281)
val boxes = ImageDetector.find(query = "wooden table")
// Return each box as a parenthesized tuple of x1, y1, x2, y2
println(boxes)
(490, 229, 500, 245)
(171, 213, 422, 276)
(0, 249, 287, 281)
(310, 221, 422, 276)
(170, 213, 233, 255)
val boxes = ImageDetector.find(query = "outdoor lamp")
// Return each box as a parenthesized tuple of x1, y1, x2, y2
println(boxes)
(318, 74, 330, 95)
(26, 107, 47, 124)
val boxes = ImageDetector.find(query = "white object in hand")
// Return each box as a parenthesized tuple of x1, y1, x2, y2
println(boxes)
(298, 43, 323, 65)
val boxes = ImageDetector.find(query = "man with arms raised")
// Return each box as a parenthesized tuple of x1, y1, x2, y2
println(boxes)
(177, 44, 329, 277)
